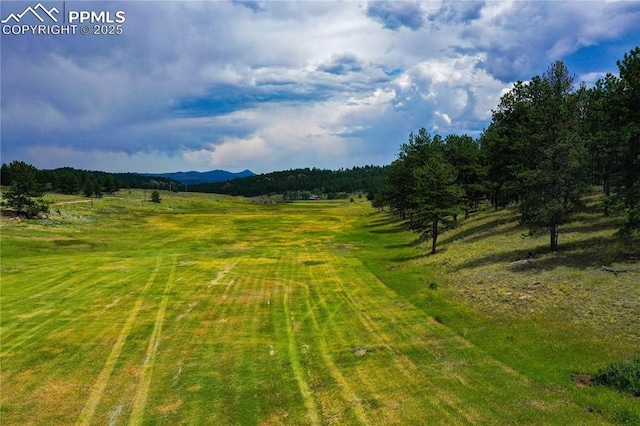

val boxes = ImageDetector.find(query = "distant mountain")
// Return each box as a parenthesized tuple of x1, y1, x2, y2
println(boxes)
(143, 169, 255, 185)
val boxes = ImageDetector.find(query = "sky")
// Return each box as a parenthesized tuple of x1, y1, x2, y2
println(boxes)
(1, 1, 639, 174)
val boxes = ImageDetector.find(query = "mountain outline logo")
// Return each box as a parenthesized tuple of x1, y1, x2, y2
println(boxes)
(1, 2, 59, 24)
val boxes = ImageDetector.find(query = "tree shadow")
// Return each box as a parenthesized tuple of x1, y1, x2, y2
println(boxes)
(362, 214, 402, 228)
(389, 251, 430, 263)
(560, 220, 621, 235)
(385, 237, 423, 249)
(452, 234, 640, 273)
(438, 214, 520, 246)
(369, 222, 409, 234)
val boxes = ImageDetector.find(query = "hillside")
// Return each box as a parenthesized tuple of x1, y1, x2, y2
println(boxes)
(351, 193, 639, 423)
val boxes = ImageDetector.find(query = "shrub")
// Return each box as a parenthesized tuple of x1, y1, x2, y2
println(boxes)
(593, 357, 640, 397)
(150, 190, 162, 204)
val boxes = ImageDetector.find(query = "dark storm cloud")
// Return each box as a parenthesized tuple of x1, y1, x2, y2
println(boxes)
(2, 1, 640, 173)
(317, 52, 367, 75)
(366, 1, 424, 31)
(428, 1, 484, 25)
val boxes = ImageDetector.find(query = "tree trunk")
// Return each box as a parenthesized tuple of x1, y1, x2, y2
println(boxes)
(431, 217, 438, 255)
(549, 223, 559, 252)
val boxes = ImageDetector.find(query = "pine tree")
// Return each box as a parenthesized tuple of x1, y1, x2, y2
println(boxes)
(518, 62, 588, 250)
(150, 190, 162, 204)
(2, 161, 49, 218)
(411, 152, 465, 254)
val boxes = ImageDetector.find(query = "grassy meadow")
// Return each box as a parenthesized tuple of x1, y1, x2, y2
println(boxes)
(1, 190, 638, 424)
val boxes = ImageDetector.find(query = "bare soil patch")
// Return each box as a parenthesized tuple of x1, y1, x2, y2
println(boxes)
(573, 374, 594, 388)
(353, 347, 367, 356)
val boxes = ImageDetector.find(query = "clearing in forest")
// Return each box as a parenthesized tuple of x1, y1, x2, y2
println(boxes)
(1, 191, 635, 424)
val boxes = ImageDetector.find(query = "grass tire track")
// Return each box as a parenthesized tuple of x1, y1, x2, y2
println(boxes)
(301, 282, 372, 425)
(128, 255, 178, 426)
(76, 257, 163, 426)
(321, 250, 471, 423)
(283, 282, 321, 426)
(2, 268, 108, 343)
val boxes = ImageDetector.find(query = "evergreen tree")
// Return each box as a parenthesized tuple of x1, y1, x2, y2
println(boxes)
(83, 179, 95, 198)
(0, 163, 12, 185)
(150, 190, 162, 204)
(481, 81, 534, 209)
(617, 47, 640, 232)
(444, 134, 485, 216)
(517, 61, 589, 250)
(584, 74, 626, 215)
(377, 129, 465, 253)
(103, 174, 118, 193)
(58, 171, 81, 194)
(411, 151, 465, 254)
(2, 161, 49, 218)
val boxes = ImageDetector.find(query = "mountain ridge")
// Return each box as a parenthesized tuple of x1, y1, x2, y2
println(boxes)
(143, 169, 255, 185)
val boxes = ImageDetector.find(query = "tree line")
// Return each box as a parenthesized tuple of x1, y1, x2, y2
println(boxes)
(0, 164, 180, 217)
(0, 165, 180, 196)
(189, 165, 389, 198)
(375, 47, 640, 253)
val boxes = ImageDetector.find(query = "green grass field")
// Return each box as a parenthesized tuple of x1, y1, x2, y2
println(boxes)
(1, 191, 638, 424)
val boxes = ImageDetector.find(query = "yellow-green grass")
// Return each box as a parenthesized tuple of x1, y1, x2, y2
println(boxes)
(1, 190, 637, 424)
(352, 195, 639, 424)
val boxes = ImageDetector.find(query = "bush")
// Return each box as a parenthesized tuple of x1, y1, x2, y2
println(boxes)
(150, 190, 162, 204)
(593, 357, 640, 397)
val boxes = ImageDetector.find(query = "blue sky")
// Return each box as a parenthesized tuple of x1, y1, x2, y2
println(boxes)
(2, 1, 639, 174)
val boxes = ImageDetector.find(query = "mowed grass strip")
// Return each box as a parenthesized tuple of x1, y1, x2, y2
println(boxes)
(76, 257, 163, 426)
(1, 191, 633, 424)
(349, 197, 640, 424)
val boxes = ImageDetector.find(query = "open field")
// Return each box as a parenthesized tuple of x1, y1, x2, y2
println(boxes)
(1, 190, 638, 424)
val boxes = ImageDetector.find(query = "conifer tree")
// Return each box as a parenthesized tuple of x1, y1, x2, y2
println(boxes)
(2, 161, 49, 218)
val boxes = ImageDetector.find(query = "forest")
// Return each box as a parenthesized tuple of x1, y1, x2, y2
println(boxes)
(188, 165, 389, 198)
(374, 48, 640, 253)
(0, 165, 179, 196)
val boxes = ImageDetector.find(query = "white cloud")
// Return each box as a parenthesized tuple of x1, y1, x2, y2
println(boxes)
(2, 1, 639, 173)
(183, 136, 272, 169)
(391, 55, 507, 134)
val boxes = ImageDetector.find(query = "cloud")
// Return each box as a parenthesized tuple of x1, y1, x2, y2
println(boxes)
(366, 1, 425, 31)
(459, 1, 640, 82)
(317, 52, 367, 75)
(232, 1, 265, 13)
(2, 1, 639, 174)
(183, 136, 272, 169)
(392, 55, 507, 135)
(428, 1, 485, 25)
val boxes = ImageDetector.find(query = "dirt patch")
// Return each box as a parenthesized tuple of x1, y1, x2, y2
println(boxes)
(573, 374, 594, 388)
(354, 348, 367, 356)
(155, 399, 183, 413)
